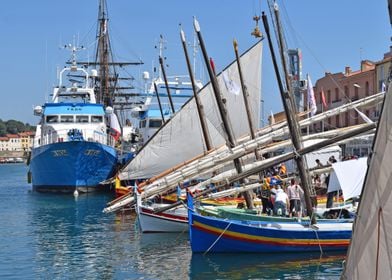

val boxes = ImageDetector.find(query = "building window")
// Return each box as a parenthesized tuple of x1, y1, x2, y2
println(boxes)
(327, 90, 331, 104)
(379, 65, 385, 92)
(335, 88, 339, 101)
(365, 81, 369, 96)
(354, 86, 359, 100)
(380, 65, 385, 79)
(336, 115, 340, 128)
(344, 85, 349, 99)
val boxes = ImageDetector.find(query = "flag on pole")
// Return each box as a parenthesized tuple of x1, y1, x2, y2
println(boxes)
(223, 70, 240, 95)
(307, 74, 317, 116)
(321, 88, 328, 109)
(209, 57, 216, 75)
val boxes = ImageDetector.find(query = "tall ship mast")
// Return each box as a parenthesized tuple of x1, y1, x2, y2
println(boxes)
(94, 0, 143, 107)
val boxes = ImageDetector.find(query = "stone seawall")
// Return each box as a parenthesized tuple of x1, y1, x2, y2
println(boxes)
(0, 151, 26, 158)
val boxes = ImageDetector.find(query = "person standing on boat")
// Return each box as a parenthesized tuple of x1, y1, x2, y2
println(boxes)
(260, 174, 281, 214)
(287, 179, 304, 218)
(273, 185, 289, 216)
(260, 181, 271, 214)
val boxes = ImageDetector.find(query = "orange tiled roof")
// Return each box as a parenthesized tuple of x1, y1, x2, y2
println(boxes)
(5, 134, 20, 138)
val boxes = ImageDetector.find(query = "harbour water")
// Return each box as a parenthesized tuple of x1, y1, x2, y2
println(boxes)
(0, 164, 345, 279)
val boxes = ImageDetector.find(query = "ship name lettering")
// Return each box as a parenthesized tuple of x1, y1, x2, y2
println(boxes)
(85, 150, 100, 156)
(52, 150, 68, 157)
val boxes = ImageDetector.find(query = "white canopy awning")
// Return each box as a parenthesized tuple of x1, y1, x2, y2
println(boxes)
(327, 157, 368, 200)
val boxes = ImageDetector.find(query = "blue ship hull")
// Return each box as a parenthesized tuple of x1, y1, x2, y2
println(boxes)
(30, 141, 118, 193)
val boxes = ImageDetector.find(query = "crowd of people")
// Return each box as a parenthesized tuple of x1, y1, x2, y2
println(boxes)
(259, 174, 305, 218)
(255, 154, 354, 217)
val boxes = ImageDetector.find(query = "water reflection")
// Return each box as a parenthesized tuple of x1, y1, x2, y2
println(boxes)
(190, 252, 345, 279)
(131, 228, 191, 279)
(28, 192, 123, 279)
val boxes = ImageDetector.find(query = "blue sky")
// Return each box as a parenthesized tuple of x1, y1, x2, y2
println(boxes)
(0, 0, 390, 125)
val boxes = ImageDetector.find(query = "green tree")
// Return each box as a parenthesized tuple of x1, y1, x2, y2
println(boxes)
(5, 120, 26, 134)
(0, 122, 6, 136)
(0, 119, 35, 135)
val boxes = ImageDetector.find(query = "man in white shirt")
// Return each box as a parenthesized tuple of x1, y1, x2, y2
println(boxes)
(273, 185, 289, 216)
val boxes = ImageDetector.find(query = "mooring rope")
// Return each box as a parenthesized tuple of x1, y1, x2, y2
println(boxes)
(308, 211, 324, 255)
(203, 221, 233, 255)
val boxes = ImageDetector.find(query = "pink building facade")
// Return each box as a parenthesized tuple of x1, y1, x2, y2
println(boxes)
(311, 60, 382, 133)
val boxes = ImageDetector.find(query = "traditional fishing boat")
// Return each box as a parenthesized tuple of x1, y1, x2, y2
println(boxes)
(185, 5, 368, 253)
(135, 189, 188, 233)
(187, 193, 352, 253)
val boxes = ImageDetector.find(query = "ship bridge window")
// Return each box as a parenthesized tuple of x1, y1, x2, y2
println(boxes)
(46, 115, 58, 123)
(139, 120, 146, 128)
(149, 120, 163, 128)
(76, 115, 89, 123)
(91, 115, 103, 123)
(60, 115, 74, 123)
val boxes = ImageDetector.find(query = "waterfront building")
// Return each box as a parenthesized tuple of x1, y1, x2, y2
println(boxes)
(18, 131, 35, 152)
(0, 132, 35, 152)
(5, 134, 21, 151)
(375, 47, 392, 92)
(0, 137, 9, 151)
(310, 49, 392, 157)
(313, 61, 377, 132)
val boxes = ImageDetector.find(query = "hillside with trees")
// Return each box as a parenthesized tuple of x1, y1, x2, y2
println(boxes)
(0, 119, 35, 136)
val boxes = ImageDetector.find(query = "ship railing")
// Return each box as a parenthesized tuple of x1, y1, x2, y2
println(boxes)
(37, 128, 116, 147)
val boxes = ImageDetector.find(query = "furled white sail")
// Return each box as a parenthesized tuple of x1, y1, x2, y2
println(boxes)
(341, 86, 392, 279)
(119, 41, 262, 180)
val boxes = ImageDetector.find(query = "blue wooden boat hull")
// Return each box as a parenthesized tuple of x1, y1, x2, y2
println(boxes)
(188, 195, 352, 253)
(30, 141, 118, 193)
